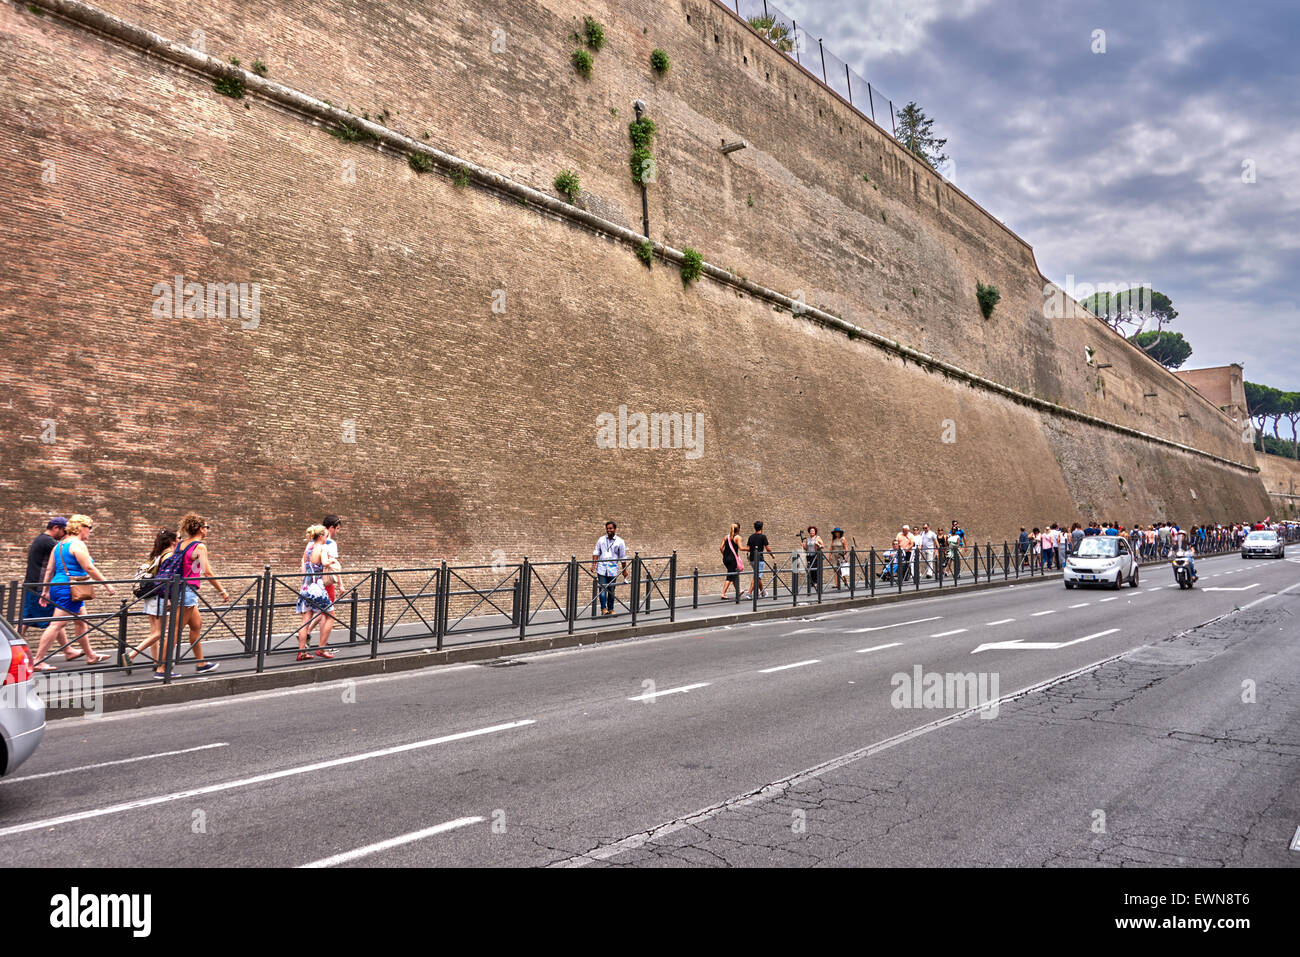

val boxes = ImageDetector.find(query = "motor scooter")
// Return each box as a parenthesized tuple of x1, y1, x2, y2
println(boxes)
(1172, 550, 1196, 589)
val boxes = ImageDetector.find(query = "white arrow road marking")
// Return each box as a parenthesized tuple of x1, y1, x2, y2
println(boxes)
(1203, 583, 1260, 592)
(300, 816, 484, 868)
(856, 642, 903, 654)
(759, 659, 821, 673)
(930, 629, 969, 638)
(971, 628, 1120, 655)
(848, 616, 942, 633)
(628, 682, 710, 701)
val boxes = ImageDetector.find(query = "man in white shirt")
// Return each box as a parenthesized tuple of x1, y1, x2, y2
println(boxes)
(919, 524, 937, 578)
(591, 521, 628, 616)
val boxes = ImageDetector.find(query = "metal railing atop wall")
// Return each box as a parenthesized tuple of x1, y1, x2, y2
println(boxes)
(4, 529, 1294, 687)
(726, 0, 907, 141)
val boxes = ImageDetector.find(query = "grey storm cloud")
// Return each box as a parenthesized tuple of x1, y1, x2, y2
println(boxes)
(777, 0, 1300, 387)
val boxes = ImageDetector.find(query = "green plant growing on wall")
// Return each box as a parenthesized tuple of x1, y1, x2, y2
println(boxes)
(747, 16, 794, 52)
(976, 281, 1001, 319)
(554, 168, 581, 203)
(26, 4, 46, 15)
(214, 58, 245, 99)
(452, 167, 470, 188)
(650, 49, 671, 74)
(680, 247, 704, 285)
(251, 60, 268, 77)
(629, 116, 658, 186)
(636, 240, 654, 267)
(747, 194, 754, 208)
(584, 16, 606, 50)
(408, 153, 433, 174)
(328, 119, 376, 143)
(572, 49, 593, 78)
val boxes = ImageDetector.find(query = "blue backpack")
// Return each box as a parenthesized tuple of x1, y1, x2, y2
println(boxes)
(151, 541, 199, 596)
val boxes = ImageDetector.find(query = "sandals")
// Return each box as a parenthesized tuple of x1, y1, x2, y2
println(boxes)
(86, 654, 112, 665)
(315, 649, 336, 659)
(64, 650, 86, 662)
(296, 651, 314, 662)
(35, 663, 57, 673)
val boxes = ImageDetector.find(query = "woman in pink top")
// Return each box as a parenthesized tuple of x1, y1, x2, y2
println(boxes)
(156, 513, 230, 678)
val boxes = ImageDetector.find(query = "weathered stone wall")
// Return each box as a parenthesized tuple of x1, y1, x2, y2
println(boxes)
(1258, 455, 1300, 520)
(0, 0, 1271, 580)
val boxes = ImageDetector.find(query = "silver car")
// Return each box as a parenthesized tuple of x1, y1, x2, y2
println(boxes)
(0, 615, 45, 776)
(1241, 530, 1284, 559)
(1064, 534, 1139, 589)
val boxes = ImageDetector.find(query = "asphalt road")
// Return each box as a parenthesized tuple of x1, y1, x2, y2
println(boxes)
(3, 548, 1298, 867)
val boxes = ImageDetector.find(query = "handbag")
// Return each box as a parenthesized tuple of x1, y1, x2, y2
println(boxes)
(299, 579, 332, 612)
(57, 542, 96, 602)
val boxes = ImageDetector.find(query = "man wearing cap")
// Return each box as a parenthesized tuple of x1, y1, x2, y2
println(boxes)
(20, 517, 67, 636)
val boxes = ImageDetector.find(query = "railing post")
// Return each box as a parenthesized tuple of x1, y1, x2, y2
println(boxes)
(510, 576, 522, 628)
(116, 598, 128, 668)
(256, 566, 271, 673)
(644, 563, 652, 614)
(693, 567, 699, 609)
(436, 562, 448, 649)
(244, 596, 255, 655)
(913, 548, 920, 591)
(897, 550, 903, 594)
(668, 552, 677, 622)
(630, 554, 641, 625)
(867, 82, 876, 123)
(792, 563, 799, 607)
(849, 547, 856, 597)
(161, 574, 181, 684)
(869, 547, 876, 597)
(1003, 542, 1010, 580)
(371, 567, 384, 659)
(973, 543, 980, 583)
(846, 63, 852, 104)
(591, 573, 598, 619)
(751, 553, 759, 613)
(818, 38, 827, 83)
(6, 580, 16, 625)
(792, 18, 799, 63)
(817, 551, 825, 603)
(567, 557, 577, 635)
(348, 587, 358, 645)
(519, 558, 530, 640)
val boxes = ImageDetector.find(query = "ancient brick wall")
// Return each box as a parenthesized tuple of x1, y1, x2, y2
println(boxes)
(0, 0, 1271, 582)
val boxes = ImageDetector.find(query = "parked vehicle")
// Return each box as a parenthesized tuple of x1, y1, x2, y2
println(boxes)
(0, 614, 45, 776)
(1063, 535, 1139, 589)
(1241, 530, 1284, 559)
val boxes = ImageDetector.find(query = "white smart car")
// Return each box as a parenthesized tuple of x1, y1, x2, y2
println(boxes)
(1063, 534, 1139, 590)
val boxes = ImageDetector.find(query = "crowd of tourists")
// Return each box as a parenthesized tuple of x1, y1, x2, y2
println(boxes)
(17, 513, 345, 678)
(12, 513, 1291, 672)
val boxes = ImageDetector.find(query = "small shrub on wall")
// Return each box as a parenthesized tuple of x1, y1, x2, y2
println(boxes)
(680, 248, 704, 285)
(650, 49, 670, 74)
(554, 169, 581, 203)
(572, 49, 593, 78)
(976, 281, 1001, 319)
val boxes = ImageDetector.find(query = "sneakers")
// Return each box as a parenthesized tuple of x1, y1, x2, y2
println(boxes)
(195, 661, 220, 674)
(153, 670, 178, 680)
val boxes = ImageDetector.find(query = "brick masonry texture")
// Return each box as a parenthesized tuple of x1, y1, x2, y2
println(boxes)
(1257, 454, 1300, 520)
(0, 0, 1272, 582)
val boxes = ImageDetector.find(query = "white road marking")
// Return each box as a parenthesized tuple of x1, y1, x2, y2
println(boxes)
(1146, 588, 1163, 593)
(930, 629, 969, 638)
(1068, 603, 1090, 609)
(848, 616, 942, 633)
(1203, 583, 1260, 592)
(985, 618, 1016, 626)
(759, 659, 821, 674)
(0, 743, 230, 785)
(300, 816, 483, 868)
(627, 682, 710, 702)
(552, 647, 1139, 867)
(1099, 597, 1119, 602)
(1031, 610, 1056, 617)
(45, 664, 484, 728)
(0, 720, 535, 838)
(972, 628, 1120, 654)
(856, 642, 903, 654)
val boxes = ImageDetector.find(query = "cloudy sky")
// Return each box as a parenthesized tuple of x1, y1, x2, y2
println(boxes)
(766, 0, 1300, 390)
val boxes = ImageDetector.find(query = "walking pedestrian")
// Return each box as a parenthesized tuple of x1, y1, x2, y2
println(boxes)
(126, 528, 178, 666)
(19, 516, 66, 637)
(745, 521, 774, 598)
(158, 513, 229, 677)
(320, 515, 344, 607)
(720, 522, 743, 599)
(295, 524, 335, 660)
(33, 514, 115, 670)
(920, 524, 937, 578)
(591, 521, 628, 615)
(829, 528, 848, 589)
(804, 526, 824, 592)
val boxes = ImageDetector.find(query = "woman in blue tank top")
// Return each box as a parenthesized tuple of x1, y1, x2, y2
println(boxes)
(34, 514, 115, 670)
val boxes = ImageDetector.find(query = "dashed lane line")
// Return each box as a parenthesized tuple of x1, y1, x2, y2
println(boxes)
(758, 660, 821, 674)
(300, 816, 483, 868)
(930, 629, 969, 638)
(627, 682, 711, 702)
(855, 643, 903, 654)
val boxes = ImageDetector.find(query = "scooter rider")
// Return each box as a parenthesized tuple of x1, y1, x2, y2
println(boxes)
(1173, 543, 1198, 582)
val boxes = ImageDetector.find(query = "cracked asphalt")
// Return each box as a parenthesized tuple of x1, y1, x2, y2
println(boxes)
(3, 548, 1298, 867)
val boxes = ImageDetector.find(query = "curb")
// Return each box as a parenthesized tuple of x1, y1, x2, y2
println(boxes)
(48, 573, 1057, 718)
